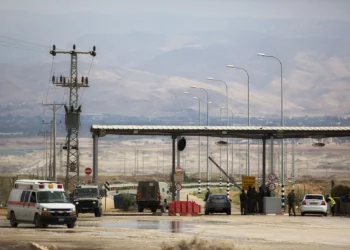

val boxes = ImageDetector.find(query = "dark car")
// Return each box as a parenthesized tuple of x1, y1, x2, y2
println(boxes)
(205, 194, 231, 215)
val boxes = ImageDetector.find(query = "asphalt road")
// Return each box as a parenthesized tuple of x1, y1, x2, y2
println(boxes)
(1, 210, 350, 250)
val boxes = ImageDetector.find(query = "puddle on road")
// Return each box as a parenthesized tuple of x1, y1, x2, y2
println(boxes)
(95, 220, 192, 233)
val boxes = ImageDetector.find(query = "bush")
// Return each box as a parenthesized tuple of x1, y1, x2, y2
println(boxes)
(120, 193, 136, 211)
(161, 236, 238, 250)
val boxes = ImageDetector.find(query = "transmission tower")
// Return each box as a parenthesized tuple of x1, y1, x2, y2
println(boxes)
(50, 44, 96, 191)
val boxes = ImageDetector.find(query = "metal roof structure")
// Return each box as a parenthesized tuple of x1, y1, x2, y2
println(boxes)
(90, 125, 350, 139)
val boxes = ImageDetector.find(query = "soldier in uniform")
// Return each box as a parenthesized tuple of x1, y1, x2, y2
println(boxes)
(240, 189, 247, 215)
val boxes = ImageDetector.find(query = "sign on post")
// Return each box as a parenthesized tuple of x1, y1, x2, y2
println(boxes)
(242, 175, 256, 190)
(175, 183, 182, 191)
(85, 167, 92, 175)
(268, 173, 276, 182)
(174, 166, 183, 183)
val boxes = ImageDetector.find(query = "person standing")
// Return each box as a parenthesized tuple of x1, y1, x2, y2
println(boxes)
(326, 195, 336, 216)
(287, 189, 296, 216)
(240, 189, 247, 215)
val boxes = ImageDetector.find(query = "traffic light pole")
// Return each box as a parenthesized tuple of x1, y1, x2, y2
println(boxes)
(50, 45, 96, 190)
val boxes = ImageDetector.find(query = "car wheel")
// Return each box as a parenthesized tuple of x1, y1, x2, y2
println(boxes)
(42, 224, 49, 228)
(10, 212, 18, 228)
(67, 223, 75, 228)
(226, 209, 231, 215)
(95, 208, 102, 217)
(324, 213, 328, 216)
(151, 207, 157, 213)
(34, 214, 43, 228)
(138, 206, 144, 212)
(301, 212, 305, 216)
(205, 210, 209, 215)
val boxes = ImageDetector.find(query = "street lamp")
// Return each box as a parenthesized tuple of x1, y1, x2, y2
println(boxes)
(226, 65, 250, 176)
(206, 78, 230, 197)
(184, 91, 202, 194)
(191, 86, 210, 191)
(209, 102, 225, 190)
(257, 52, 284, 208)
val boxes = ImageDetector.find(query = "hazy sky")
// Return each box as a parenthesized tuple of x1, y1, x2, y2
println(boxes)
(2, 0, 350, 20)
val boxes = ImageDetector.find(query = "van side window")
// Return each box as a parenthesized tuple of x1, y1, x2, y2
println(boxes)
(30, 192, 37, 203)
(20, 191, 26, 202)
(24, 191, 31, 202)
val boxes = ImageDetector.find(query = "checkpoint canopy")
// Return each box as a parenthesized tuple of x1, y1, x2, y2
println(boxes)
(89, 125, 350, 186)
(90, 125, 350, 139)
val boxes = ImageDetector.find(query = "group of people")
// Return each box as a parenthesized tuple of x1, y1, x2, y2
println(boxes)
(239, 187, 337, 216)
(239, 186, 269, 215)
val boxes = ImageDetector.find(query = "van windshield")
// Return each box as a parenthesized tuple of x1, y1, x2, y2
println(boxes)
(37, 191, 71, 203)
(73, 188, 98, 197)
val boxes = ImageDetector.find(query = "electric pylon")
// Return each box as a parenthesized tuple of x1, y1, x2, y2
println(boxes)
(50, 44, 96, 191)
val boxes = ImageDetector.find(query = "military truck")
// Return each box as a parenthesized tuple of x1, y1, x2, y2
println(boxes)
(136, 181, 171, 213)
(71, 184, 103, 217)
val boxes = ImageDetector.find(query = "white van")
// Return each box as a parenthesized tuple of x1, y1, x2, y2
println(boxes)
(7, 179, 77, 228)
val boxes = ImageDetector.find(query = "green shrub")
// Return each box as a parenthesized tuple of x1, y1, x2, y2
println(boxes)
(120, 193, 135, 211)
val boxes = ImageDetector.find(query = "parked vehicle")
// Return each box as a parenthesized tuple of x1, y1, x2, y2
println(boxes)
(205, 194, 231, 215)
(136, 181, 171, 213)
(7, 179, 77, 228)
(300, 194, 327, 216)
(71, 184, 103, 217)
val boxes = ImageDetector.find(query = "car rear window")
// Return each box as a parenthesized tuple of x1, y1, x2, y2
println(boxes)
(210, 195, 226, 200)
(305, 195, 323, 200)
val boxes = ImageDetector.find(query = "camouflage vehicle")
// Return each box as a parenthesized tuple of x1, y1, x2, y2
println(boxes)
(71, 184, 103, 217)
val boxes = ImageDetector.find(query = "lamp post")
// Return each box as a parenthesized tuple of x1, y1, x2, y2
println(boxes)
(209, 102, 225, 189)
(226, 65, 250, 176)
(191, 86, 210, 191)
(257, 52, 284, 208)
(184, 91, 202, 194)
(206, 78, 229, 195)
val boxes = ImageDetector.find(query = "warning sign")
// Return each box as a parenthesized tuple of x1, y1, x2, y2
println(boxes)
(242, 175, 256, 190)
(174, 173, 183, 183)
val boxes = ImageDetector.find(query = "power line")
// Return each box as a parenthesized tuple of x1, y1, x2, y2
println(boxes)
(0, 35, 59, 49)
(80, 57, 95, 106)
(0, 42, 47, 53)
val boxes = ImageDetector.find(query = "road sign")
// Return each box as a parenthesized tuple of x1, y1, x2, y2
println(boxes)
(268, 173, 276, 181)
(104, 181, 110, 191)
(85, 167, 92, 175)
(242, 175, 256, 190)
(174, 173, 183, 183)
(268, 182, 276, 191)
(175, 166, 183, 174)
(175, 183, 182, 191)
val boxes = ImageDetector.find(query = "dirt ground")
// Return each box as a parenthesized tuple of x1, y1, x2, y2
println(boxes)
(1, 205, 350, 250)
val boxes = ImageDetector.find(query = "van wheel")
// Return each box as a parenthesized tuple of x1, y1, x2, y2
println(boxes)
(301, 212, 305, 216)
(34, 214, 43, 228)
(205, 210, 209, 215)
(10, 212, 18, 227)
(95, 208, 102, 217)
(324, 213, 328, 216)
(138, 207, 144, 212)
(151, 207, 157, 213)
(42, 224, 48, 228)
(67, 223, 75, 228)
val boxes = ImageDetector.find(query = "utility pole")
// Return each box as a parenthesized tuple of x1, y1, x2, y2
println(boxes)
(43, 103, 64, 181)
(42, 120, 53, 179)
(38, 130, 51, 179)
(50, 45, 96, 190)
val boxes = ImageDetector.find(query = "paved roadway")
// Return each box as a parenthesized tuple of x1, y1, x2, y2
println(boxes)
(1, 212, 350, 250)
